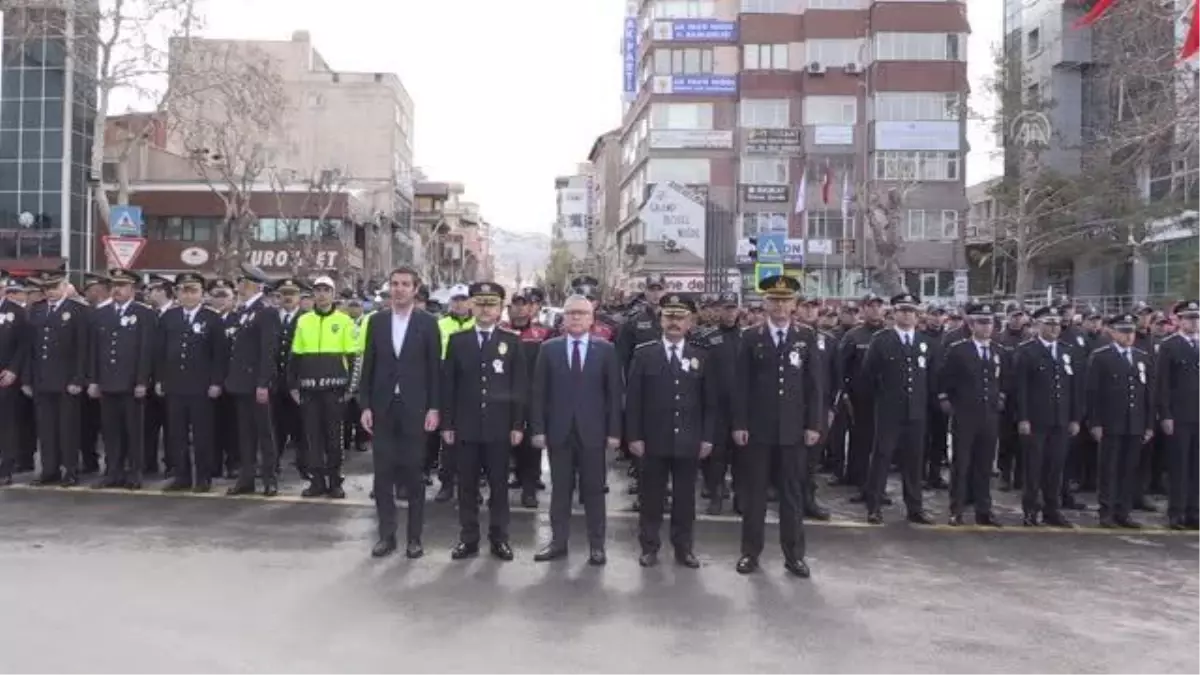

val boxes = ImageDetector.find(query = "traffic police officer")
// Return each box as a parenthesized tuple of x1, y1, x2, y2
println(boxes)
(1156, 300, 1199, 530)
(342, 292, 370, 454)
(1085, 313, 1155, 528)
(627, 294, 715, 569)
(0, 275, 29, 484)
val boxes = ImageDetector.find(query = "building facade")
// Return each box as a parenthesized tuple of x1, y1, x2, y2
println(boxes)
(587, 129, 624, 287)
(553, 165, 597, 264)
(412, 179, 491, 288)
(0, 0, 99, 272)
(616, 0, 970, 300)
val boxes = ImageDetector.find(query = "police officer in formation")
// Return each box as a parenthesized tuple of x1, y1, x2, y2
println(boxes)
(499, 286, 553, 508)
(1157, 300, 1199, 530)
(0, 276, 28, 484)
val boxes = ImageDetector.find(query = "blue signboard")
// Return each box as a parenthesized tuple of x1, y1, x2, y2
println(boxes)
(623, 16, 639, 99)
(756, 233, 785, 265)
(655, 20, 737, 42)
(109, 205, 143, 237)
(668, 75, 737, 95)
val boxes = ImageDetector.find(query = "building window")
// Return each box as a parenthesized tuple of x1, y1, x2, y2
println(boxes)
(1148, 234, 1200, 297)
(873, 151, 960, 181)
(741, 0, 788, 12)
(805, 39, 866, 66)
(651, 0, 717, 18)
(873, 32, 965, 61)
(874, 93, 961, 121)
(740, 158, 789, 184)
(803, 96, 857, 125)
(806, 210, 852, 239)
(252, 217, 342, 242)
(801, 268, 865, 298)
(740, 212, 789, 237)
(147, 216, 217, 242)
(647, 158, 710, 184)
(744, 44, 789, 70)
(650, 102, 714, 129)
(739, 98, 790, 128)
(1027, 27, 1041, 55)
(904, 269, 956, 299)
(904, 209, 959, 241)
(653, 48, 715, 75)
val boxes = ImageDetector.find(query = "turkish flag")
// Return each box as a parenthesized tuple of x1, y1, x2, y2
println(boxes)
(1182, 0, 1199, 61)
(1073, 0, 1117, 28)
(821, 163, 832, 205)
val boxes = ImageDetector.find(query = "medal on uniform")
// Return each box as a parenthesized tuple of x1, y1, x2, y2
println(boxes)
(817, 336, 825, 350)
(690, 357, 699, 371)
(680, 358, 691, 372)
(492, 358, 504, 374)
(1062, 353, 1070, 365)
(239, 313, 249, 325)
(498, 342, 508, 356)
(919, 341, 927, 354)
(1065, 365, 1073, 376)
(789, 351, 800, 368)
(192, 322, 204, 333)
(918, 355, 927, 369)
(1076, 336, 1084, 346)
(330, 323, 340, 333)
(1137, 360, 1146, 384)
(995, 366, 1001, 378)
(129, 315, 137, 325)
(62, 312, 71, 321)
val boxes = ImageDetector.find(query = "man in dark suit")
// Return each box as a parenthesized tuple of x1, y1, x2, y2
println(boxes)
(626, 294, 716, 569)
(0, 276, 29, 484)
(88, 269, 157, 490)
(224, 264, 283, 497)
(1158, 300, 1200, 530)
(731, 275, 821, 578)
(357, 266, 442, 559)
(529, 293, 623, 565)
(441, 282, 527, 561)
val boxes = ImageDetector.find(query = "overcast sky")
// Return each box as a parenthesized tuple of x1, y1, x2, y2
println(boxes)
(200, 0, 1003, 235)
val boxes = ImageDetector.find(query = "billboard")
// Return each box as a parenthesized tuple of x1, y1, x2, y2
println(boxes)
(744, 128, 802, 154)
(651, 20, 737, 42)
(639, 181, 706, 260)
(649, 129, 734, 150)
(559, 187, 589, 217)
(622, 7, 639, 100)
(741, 184, 791, 204)
(651, 75, 737, 95)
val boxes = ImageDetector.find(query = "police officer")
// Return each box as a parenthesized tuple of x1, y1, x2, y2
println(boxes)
(10, 276, 39, 473)
(0, 275, 29, 484)
(840, 293, 885, 499)
(938, 302, 1005, 527)
(1085, 313, 1155, 528)
(1013, 305, 1082, 527)
(627, 294, 715, 569)
(922, 305, 950, 490)
(442, 282, 527, 560)
(797, 298, 835, 521)
(86, 268, 156, 490)
(731, 275, 821, 578)
(434, 284, 476, 503)
(861, 293, 938, 525)
(209, 278, 240, 479)
(1156, 300, 1199, 530)
(144, 275, 175, 476)
(616, 275, 665, 369)
(156, 272, 227, 492)
(289, 275, 357, 499)
(273, 278, 307, 478)
(24, 267, 89, 487)
(225, 264, 283, 497)
(342, 292, 370, 455)
(500, 287, 553, 508)
(80, 272, 112, 475)
(995, 303, 1028, 492)
(696, 291, 740, 515)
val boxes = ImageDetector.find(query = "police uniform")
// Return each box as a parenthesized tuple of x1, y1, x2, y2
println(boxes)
(26, 268, 90, 486)
(995, 304, 1029, 492)
(696, 291, 741, 515)
(442, 282, 527, 561)
(210, 279, 240, 478)
(626, 295, 715, 568)
(838, 293, 886, 494)
(341, 294, 371, 455)
(224, 264, 284, 496)
(1157, 301, 1200, 529)
(861, 293, 938, 524)
(616, 275, 665, 371)
(730, 275, 820, 578)
(80, 272, 111, 475)
(921, 311, 950, 489)
(273, 278, 308, 478)
(1085, 313, 1155, 528)
(434, 284, 476, 502)
(143, 275, 175, 476)
(157, 272, 228, 492)
(0, 278, 29, 483)
(938, 303, 1007, 525)
(500, 287, 553, 506)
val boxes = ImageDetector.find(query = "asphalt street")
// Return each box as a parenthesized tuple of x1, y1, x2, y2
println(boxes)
(0, 488, 1196, 673)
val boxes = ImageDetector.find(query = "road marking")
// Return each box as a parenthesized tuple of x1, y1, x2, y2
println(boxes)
(4, 484, 1195, 536)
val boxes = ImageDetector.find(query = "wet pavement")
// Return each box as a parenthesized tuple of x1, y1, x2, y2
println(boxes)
(1, 484, 1197, 673)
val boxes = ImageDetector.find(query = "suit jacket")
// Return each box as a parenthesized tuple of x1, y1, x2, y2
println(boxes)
(90, 301, 156, 394)
(625, 339, 716, 457)
(530, 334, 622, 450)
(224, 296, 282, 395)
(1085, 344, 1154, 436)
(0, 298, 28, 381)
(731, 323, 822, 446)
(26, 298, 90, 393)
(440, 327, 527, 443)
(357, 307, 441, 436)
(157, 305, 229, 396)
(862, 328, 940, 425)
(276, 309, 302, 392)
(1012, 338, 1080, 431)
(1156, 333, 1199, 425)
(938, 339, 1006, 421)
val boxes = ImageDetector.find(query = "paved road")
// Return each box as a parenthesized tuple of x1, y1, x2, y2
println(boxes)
(0, 489, 1196, 673)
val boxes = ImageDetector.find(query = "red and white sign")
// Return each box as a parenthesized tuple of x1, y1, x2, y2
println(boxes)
(102, 236, 147, 269)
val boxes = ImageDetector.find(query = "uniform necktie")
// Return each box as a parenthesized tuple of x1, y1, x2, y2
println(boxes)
(571, 339, 583, 375)
(903, 333, 911, 348)
(479, 330, 490, 348)
(1050, 343, 1056, 361)
(1123, 348, 1132, 366)
(669, 344, 681, 369)
(982, 345, 990, 363)
(775, 330, 786, 352)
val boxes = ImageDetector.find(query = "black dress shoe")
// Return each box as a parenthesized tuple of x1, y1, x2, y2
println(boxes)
(804, 503, 832, 521)
(735, 555, 758, 575)
(1022, 513, 1039, 527)
(638, 551, 659, 568)
(60, 474, 81, 488)
(490, 541, 514, 561)
(706, 499, 723, 516)
(226, 482, 256, 496)
(162, 481, 191, 493)
(1098, 518, 1118, 529)
(1061, 496, 1087, 510)
(975, 513, 1002, 528)
(371, 537, 397, 558)
(31, 474, 60, 487)
(533, 545, 568, 562)
(925, 477, 950, 490)
(300, 480, 326, 498)
(434, 485, 454, 503)
(450, 542, 479, 560)
(948, 513, 965, 526)
(906, 511, 934, 525)
(867, 511, 884, 525)
(588, 549, 607, 566)
(262, 482, 279, 497)
(1115, 516, 1142, 529)
(0, 475, 12, 487)
(675, 551, 700, 569)
(94, 477, 123, 490)
(784, 557, 811, 578)
(1042, 512, 1074, 528)
(1133, 499, 1158, 513)
(520, 493, 538, 509)
(326, 483, 346, 499)
(192, 482, 212, 494)
(406, 541, 425, 559)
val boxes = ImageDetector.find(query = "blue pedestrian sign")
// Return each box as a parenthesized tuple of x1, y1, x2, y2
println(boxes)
(754, 263, 784, 288)
(756, 234, 785, 265)
(109, 205, 143, 237)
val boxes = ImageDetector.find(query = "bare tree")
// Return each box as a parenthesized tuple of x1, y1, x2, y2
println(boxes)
(855, 166, 921, 297)
(265, 166, 349, 278)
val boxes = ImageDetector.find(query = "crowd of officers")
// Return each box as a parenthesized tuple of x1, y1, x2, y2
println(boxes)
(0, 262, 1196, 572)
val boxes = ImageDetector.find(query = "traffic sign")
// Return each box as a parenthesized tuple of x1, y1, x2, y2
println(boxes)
(756, 233, 785, 264)
(102, 236, 147, 269)
(754, 262, 784, 289)
(109, 205, 144, 237)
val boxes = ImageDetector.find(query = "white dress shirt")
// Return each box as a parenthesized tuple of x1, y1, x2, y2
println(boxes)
(895, 328, 915, 345)
(766, 320, 790, 347)
(566, 332, 591, 367)
(662, 337, 684, 362)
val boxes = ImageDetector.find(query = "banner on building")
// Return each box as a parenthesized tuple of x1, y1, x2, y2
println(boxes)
(639, 181, 707, 260)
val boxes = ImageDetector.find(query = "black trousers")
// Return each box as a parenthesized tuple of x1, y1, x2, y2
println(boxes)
(233, 394, 276, 487)
(740, 443, 806, 559)
(867, 418, 926, 514)
(17, 393, 37, 469)
(423, 432, 440, 476)
(101, 393, 145, 483)
(1098, 434, 1143, 521)
(702, 441, 730, 497)
(35, 392, 79, 479)
(301, 389, 345, 477)
(142, 394, 166, 473)
(438, 438, 457, 487)
(1021, 428, 1069, 516)
(342, 398, 367, 450)
(949, 412, 998, 516)
(1167, 423, 1199, 520)
(272, 390, 305, 473)
(214, 394, 238, 477)
(1067, 423, 1099, 491)
(371, 397, 426, 542)
(1131, 434, 1159, 504)
(997, 415, 1021, 487)
(825, 402, 849, 479)
(0, 386, 19, 476)
(846, 396, 874, 489)
(548, 427, 606, 550)
(925, 407, 949, 482)
(80, 396, 102, 472)
(457, 440, 511, 544)
(513, 432, 542, 494)
(639, 454, 699, 554)
(167, 394, 214, 486)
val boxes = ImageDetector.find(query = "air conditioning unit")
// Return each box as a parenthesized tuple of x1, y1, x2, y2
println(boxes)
(807, 62, 826, 75)
(845, 62, 862, 74)
(663, 238, 680, 252)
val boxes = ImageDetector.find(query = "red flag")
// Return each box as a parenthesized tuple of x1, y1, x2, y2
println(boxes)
(1182, 0, 1199, 61)
(1073, 0, 1117, 28)
(821, 162, 832, 205)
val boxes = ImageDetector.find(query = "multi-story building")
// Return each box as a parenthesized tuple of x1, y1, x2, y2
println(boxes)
(616, 0, 970, 301)
(412, 179, 491, 288)
(587, 129, 624, 287)
(0, 0, 99, 272)
(553, 165, 597, 265)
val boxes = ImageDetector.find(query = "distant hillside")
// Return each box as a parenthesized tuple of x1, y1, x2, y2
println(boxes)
(491, 227, 551, 288)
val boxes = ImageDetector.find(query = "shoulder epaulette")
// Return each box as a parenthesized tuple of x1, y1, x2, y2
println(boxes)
(1018, 338, 1035, 346)
(949, 338, 967, 349)
(498, 326, 519, 335)
(634, 340, 657, 351)
(870, 327, 888, 337)
(1090, 345, 1110, 355)
(1131, 345, 1149, 355)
